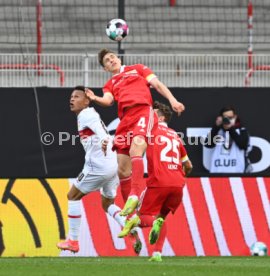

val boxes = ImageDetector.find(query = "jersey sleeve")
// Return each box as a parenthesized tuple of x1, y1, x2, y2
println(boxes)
(103, 79, 113, 95)
(180, 141, 189, 163)
(136, 64, 157, 83)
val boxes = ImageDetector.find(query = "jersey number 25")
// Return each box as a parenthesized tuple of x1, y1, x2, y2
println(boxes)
(160, 136, 180, 164)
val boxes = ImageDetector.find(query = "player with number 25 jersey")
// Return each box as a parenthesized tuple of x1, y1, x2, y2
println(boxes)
(117, 102, 192, 261)
(146, 122, 188, 188)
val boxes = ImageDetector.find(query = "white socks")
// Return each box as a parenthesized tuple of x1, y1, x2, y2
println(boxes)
(68, 200, 81, 241)
(107, 204, 126, 227)
(68, 201, 126, 241)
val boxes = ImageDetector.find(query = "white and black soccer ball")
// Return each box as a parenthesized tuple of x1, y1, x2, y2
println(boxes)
(106, 19, 129, 41)
(250, 241, 268, 256)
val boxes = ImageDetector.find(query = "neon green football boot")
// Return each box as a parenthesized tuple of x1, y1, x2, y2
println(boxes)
(118, 215, 140, 238)
(149, 217, 164, 245)
(149, 252, 162, 262)
(119, 196, 139, 216)
(130, 228, 142, 254)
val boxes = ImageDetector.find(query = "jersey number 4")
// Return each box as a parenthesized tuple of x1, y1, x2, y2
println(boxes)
(160, 136, 180, 164)
(137, 117, 146, 128)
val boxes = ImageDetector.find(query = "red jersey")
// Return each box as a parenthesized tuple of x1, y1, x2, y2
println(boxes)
(103, 64, 157, 118)
(146, 123, 188, 188)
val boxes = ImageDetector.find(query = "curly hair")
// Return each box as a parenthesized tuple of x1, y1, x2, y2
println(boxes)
(153, 101, 173, 123)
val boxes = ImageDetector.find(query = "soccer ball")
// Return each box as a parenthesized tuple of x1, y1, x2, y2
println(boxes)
(106, 19, 129, 41)
(250, 241, 268, 256)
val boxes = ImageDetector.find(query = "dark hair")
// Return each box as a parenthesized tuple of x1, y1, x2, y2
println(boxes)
(98, 48, 116, 67)
(153, 101, 173, 123)
(219, 106, 236, 116)
(74, 85, 85, 92)
(73, 85, 90, 103)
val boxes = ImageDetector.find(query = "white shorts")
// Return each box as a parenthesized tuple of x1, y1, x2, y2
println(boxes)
(74, 170, 119, 199)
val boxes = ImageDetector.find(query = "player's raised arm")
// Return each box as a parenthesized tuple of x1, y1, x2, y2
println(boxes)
(149, 78, 185, 116)
(85, 88, 114, 107)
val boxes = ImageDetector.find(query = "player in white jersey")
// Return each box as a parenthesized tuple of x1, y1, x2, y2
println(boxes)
(57, 86, 142, 253)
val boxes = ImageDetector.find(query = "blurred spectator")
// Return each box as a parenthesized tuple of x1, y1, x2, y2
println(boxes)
(204, 106, 252, 173)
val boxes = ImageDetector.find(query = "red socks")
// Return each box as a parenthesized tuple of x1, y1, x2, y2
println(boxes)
(139, 215, 167, 253)
(120, 176, 131, 202)
(130, 156, 144, 197)
(139, 215, 155, 227)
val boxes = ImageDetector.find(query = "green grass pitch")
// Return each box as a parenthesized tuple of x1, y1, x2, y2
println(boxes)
(0, 257, 269, 276)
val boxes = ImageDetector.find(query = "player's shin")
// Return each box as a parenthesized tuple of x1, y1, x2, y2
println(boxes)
(139, 215, 155, 227)
(120, 156, 143, 216)
(153, 220, 167, 252)
(130, 156, 144, 197)
(68, 200, 82, 241)
(120, 176, 131, 202)
(108, 204, 126, 227)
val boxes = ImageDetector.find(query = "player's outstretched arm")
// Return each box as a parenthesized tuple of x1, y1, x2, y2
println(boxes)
(150, 78, 185, 116)
(85, 88, 114, 107)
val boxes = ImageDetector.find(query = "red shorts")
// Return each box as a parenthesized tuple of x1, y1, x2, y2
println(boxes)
(138, 186, 183, 216)
(113, 105, 158, 155)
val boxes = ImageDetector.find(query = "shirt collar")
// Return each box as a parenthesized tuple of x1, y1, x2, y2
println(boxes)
(120, 65, 125, 73)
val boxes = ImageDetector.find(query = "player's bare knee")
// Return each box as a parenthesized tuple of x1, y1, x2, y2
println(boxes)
(67, 185, 85, 200)
(118, 166, 131, 179)
(67, 192, 79, 201)
(117, 154, 132, 178)
(102, 197, 114, 212)
(129, 137, 147, 157)
(67, 191, 74, 200)
(117, 157, 131, 178)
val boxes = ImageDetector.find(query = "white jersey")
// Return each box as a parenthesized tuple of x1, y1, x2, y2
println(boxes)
(77, 107, 117, 175)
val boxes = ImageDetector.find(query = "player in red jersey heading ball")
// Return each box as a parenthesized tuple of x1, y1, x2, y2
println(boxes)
(85, 49, 185, 216)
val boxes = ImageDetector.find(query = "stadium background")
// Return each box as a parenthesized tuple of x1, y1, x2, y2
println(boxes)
(0, 0, 269, 257)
